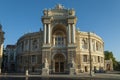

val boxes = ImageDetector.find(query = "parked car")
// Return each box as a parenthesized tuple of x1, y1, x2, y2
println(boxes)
(94, 69, 106, 73)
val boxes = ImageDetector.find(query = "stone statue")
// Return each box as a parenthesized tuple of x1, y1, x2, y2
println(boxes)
(69, 9, 75, 16)
(44, 58, 48, 68)
(42, 58, 49, 75)
(71, 58, 75, 68)
(55, 4, 64, 9)
(43, 9, 48, 16)
(69, 58, 76, 75)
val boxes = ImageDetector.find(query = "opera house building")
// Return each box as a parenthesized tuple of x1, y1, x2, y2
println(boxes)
(16, 4, 104, 74)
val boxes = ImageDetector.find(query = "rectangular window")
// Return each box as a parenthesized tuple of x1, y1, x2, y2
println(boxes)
(20, 56, 22, 63)
(62, 37, 64, 41)
(55, 37, 57, 40)
(83, 55, 87, 62)
(94, 56, 97, 62)
(92, 56, 94, 62)
(31, 55, 36, 63)
(98, 56, 100, 63)
(55, 36, 65, 47)
(101, 57, 103, 63)
(58, 37, 61, 41)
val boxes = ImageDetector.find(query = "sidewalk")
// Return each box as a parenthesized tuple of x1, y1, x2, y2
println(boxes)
(0, 72, 120, 79)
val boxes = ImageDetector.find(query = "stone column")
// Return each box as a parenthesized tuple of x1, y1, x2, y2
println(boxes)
(53, 36, 55, 46)
(72, 24, 76, 43)
(64, 38, 66, 46)
(0, 44, 3, 74)
(68, 24, 71, 44)
(0, 55, 2, 74)
(48, 24, 51, 44)
(94, 40, 96, 51)
(101, 43, 104, 52)
(90, 39, 93, 52)
(44, 24, 47, 44)
(28, 39, 30, 51)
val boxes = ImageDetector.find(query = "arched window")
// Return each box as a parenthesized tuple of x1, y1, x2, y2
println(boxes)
(55, 35, 64, 47)
(96, 42, 99, 51)
(82, 38, 88, 49)
(21, 42, 24, 51)
(53, 31, 66, 47)
(25, 39, 28, 51)
(52, 24, 66, 47)
(83, 55, 87, 62)
(10, 55, 14, 61)
(32, 39, 38, 50)
(92, 39, 95, 51)
(96, 41, 102, 52)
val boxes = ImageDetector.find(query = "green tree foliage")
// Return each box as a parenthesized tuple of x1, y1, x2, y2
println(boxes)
(104, 51, 120, 71)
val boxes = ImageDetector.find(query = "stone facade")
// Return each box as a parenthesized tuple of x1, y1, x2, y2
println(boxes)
(5, 45, 16, 72)
(16, 4, 104, 74)
(0, 24, 4, 73)
(105, 59, 113, 71)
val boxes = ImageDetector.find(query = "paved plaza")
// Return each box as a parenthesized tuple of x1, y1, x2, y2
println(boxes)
(0, 71, 120, 79)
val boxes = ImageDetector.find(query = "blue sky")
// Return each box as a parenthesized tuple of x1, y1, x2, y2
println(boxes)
(0, 0, 120, 61)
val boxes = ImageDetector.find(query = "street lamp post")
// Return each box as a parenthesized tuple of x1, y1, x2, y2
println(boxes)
(88, 32, 94, 76)
(0, 58, 2, 74)
(26, 36, 31, 76)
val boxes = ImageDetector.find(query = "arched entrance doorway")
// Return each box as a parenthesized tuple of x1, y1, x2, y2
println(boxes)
(107, 64, 110, 71)
(54, 54, 65, 73)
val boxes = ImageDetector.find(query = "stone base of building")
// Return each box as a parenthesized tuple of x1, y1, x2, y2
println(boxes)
(42, 68, 49, 76)
(69, 68, 75, 75)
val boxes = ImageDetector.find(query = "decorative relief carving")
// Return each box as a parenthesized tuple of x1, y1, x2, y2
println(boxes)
(68, 19, 75, 24)
(52, 19, 67, 26)
(43, 10, 52, 16)
(43, 19, 51, 23)
(32, 39, 38, 50)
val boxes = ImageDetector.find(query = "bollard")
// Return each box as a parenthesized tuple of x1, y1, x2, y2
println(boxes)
(0, 68, 1, 74)
(25, 70, 29, 76)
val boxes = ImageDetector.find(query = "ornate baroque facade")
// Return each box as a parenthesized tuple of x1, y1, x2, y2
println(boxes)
(16, 4, 104, 74)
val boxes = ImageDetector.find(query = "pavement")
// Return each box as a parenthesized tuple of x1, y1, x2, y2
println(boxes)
(0, 71, 120, 79)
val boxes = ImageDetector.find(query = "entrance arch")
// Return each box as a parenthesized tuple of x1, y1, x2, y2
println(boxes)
(52, 24, 67, 47)
(54, 53, 65, 73)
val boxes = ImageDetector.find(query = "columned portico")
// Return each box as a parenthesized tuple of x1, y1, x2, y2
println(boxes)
(67, 23, 76, 45)
(43, 23, 51, 44)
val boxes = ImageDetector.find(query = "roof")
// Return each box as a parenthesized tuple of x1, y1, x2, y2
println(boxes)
(6, 45, 16, 48)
